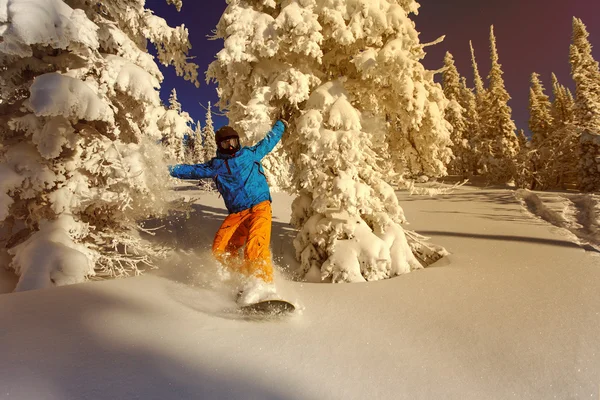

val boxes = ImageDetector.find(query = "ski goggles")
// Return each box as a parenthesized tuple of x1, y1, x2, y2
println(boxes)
(219, 137, 240, 149)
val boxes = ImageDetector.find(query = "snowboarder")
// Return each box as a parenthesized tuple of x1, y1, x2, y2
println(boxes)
(169, 120, 287, 306)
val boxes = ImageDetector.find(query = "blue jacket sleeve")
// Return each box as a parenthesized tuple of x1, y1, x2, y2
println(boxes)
(249, 120, 286, 160)
(169, 162, 215, 180)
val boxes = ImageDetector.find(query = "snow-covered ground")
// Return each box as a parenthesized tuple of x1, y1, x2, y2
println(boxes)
(515, 189, 600, 252)
(1, 184, 599, 399)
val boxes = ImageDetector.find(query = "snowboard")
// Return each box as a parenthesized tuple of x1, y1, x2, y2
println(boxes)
(239, 299, 295, 317)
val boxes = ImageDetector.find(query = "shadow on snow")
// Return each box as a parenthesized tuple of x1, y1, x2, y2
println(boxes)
(0, 284, 301, 400)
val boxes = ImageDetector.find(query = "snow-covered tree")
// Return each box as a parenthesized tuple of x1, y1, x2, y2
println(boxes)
(469, 40, 487, 112)
(516, 129, 527, 148)
(202, 102, 217, 161)
(550, 73, 575, 128)
(570, 17, 600, 191)
(458, 77, 481, 176)
(536, 73, 578, 189)
(193, 103, 217, 192)
(468, 40, 488, 175)
(479, 26, 519, 183)
(570, 17, 600, 132)
(529, 73, 553, 146)
(521, 72, 552, 189)
(208, 0, 449, 283)
(442, 52, 468, 177)
(513, 129, 534, 189)
(168, 88, 182, 112)
(519, 72, 580, 190)
(0, 0, 198, 290)
(383, 34, 452, 179)
(188, 121, 205, 163)
(160, 88, 190, 162)
(579, 130, 600, 191)
(548, 123, 580, 189)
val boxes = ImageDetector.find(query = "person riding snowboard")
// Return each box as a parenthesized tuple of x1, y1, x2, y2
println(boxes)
(169, 120, 287, 305)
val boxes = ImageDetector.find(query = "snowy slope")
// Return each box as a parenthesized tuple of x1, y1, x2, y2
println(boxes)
(1, 184, 599, 399)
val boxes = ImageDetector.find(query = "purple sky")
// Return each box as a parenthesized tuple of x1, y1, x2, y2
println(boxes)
(146, 0, 600, 133)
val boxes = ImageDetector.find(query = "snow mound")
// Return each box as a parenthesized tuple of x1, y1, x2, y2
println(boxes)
(9, 215, 95, 291)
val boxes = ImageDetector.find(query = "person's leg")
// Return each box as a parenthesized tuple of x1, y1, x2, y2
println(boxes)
(242, 201, 274, 283)
(223, 219, 250, 270)
(212, 210, 249, 269)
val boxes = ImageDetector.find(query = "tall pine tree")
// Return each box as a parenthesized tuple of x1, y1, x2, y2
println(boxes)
(442, 52, 468, 177)
(468, 41, 487, 175)
(570, 17, 600, 191)
(458, 77, 481, 175)
(570, 18, 600, 132)
(522, 72, 579, 190)
(514, 128, 535, 189)
(168, 88, 182, 112)
(480, 25, 519, 183)
(524, 73, 554, 189)
(529, 73, 553, 146)
(188, 121, 204, 163)
(550, 73, 575, 127)
(469, 40, 486, 110)
(202, 102, 217, 161)
(159, 88, 189, 162)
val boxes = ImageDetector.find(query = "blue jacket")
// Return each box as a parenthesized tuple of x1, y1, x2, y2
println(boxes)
(169, 121, 286, 214)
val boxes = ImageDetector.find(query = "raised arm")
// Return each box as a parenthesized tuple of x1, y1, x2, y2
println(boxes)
(169, 162, 215, 180)
(248, 120, 286, 160)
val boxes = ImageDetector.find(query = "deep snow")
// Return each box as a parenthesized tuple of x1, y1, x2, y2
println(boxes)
(1, 183, 599, 399)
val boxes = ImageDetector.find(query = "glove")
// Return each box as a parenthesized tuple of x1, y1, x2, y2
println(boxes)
(279, 103, 294, 125)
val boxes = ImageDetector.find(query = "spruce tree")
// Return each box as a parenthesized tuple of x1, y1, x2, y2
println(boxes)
(480, 25, 519, 183)
(458, 77, 480, 175)
(522, 73, 552, 189)
(529, 73, 553, 146)
(468, 41, 487, 175)
(0, 0, 198, 290)
(551, 74, 578, 187)
(523, 73, 579, 190)
(188, 121, 205, 163)
(442, 52, 468, 177)
(442, 53, 462, 104)
(208, 0, 450, 282)
(570, 18, 600, 132)
(202, 102, 217, 161)
(551, 73, 575, 127)
(168, 89, 181, 112)
(469, 41, 487, 110)
(570, 18, 600, 191)
(516, 129, 528, 149)
(160, 88, 189, 162)
(514, 129, 535, 189)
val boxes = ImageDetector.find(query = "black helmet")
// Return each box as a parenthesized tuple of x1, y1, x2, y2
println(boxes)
(215, 126, 241, 155)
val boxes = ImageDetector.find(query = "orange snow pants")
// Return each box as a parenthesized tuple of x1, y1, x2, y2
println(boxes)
(212, 201, 274, 283)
